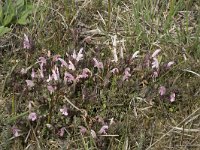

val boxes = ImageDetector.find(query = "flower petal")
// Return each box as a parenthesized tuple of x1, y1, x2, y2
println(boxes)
(152, 49, 161, 58)
(28, 112, 37, 121)
(26, 80, 35, 88)
(98, 125, 109, 135)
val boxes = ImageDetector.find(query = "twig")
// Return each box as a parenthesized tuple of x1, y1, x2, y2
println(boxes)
(64, 96, 81, 111)
(64, 96, 87, 117)
(173, 127, 200, 132)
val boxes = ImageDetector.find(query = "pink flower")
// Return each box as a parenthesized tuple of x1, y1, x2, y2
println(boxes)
(72, 48, 84, 62)
(90, 130, 97, 139)
(31, 69, 35, 79)
(12, 126, 20, 137)
(167, 61, 175, 68)
(64, 72, 75, 83)
(28, 112, 37, 121)
(23, 34, 31, 49)
(38, 57, 46, 78)
(47, 85, 56, 94)
(58, 58, 68, 68)
(82, 68, 91, 76)
(110, 68, 119, 74)
(152, 58, 159, 69)
(68, 60, 76, 71)
(152, 49, 161, 58)
(52, 65, 60, 81)
(59, 127, 65, 137)
(38, 57, 46, 65)
(123, 67, 131, 81)
(60, 106, 68, 116)
(153, 71, 159, 78)
(77, 68, 92, 79)
(93, 58, 103, 70)
(170, 92, 176, 102)
(159, 86, 166, 96)
(26, 80, 35, 88)
(98, 125, 109, 135)
(79, 126, 87, 134)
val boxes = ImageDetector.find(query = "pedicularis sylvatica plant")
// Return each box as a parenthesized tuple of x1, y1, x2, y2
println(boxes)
(11, 34, 177, 138)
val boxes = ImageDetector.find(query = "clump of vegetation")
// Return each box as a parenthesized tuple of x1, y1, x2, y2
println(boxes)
(1, 0, 200, 149)
(0, 0, 33, 36)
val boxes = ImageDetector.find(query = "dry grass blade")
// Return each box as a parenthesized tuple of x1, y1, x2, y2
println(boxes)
(183, 69, 200, 77)
(146, 107, 200, 150)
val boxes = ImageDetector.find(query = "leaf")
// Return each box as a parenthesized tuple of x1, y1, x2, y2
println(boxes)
(0, 26, 11, 36)
(17, 4, 33, 25)
(0, 4, 3, 24)
(16, 0, 24, 10)
(3, 1, 15, 26)
(17, 13, 29, 25)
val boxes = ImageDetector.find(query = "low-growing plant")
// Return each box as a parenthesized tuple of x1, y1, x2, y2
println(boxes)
(0, 0, 33, 36)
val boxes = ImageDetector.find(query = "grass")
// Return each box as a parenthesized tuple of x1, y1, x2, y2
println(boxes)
(0, 0, 200, 149)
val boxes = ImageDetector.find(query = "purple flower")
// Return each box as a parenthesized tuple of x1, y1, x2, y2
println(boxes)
(58, 58, 68, 68)
(60, 105, 68, 116)
(12, 126, 20, 137)
(31, 69, 36, 79)
(23, 34, 31, 49)
(170, 92, 176, 102)
(38, 57, 47, 65)
(98, 125, 109, 135)
(72, 48, 84, 62)
(159, 86, 166, 96)
(77, 68, 92, 79)
(64, 72, 75, 83)
(59, 127, 65, 137)
(153, 71, 159, 78)
(38, 57, 46, 78)
(123, 67, 131, 81)
(152, 58, 159, 69)
(93, 58, 103, 70)
(110, 68, 119, 74)
(26, 80, 35, 88)
(68, 60, 76, 71)
(52, 65, 60, 81)
(152, 49, 161, 58)
(79, 126, 87, 134)
(28, 112, 37, 121)
(167, 61, 175, 68)
(47, 85, 56, 94)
